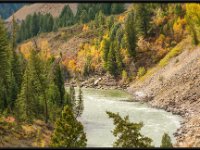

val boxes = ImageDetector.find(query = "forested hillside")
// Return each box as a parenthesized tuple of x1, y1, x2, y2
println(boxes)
(0, 3, 200, 148)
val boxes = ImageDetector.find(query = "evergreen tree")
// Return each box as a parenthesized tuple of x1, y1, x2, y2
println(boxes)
(101, 37, 110, 69)
(160, 133, 173, 148)
(100, 3, 112, 15)
(10, 15, 23, 109)
(80, 10, 88, 24)
(135, 4, 151, 37)
(0, 19, 13, 112)
(16, 50, 49, 122)
(111, 3, 125, 14)
(59, 5, 74, 27)
(53, 18, 58, 32)
(75, 87, 84, 118)
(107, 15, 114, 30)
(125, 10, 137, 58)
(68, 85, 76, 109)
(52, 62, 65, 107)
(15, 65, 40, 122)
(107, 111, 153, 148)
(50, 105, 87, 147)
(107, 43, 117, 76)
(88, 7, 95, 21)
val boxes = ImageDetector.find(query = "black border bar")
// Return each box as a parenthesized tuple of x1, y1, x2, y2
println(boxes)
(0, 0, 200, 2)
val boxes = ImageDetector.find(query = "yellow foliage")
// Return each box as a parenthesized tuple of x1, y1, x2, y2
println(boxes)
(68, 59, 77, 73)
(118, 15, 125, 23)
(185, 4, 200, 42)
(82, 24, 89, 32)
(38, 39, 51, 60)
(173, 17, 186, 41)
(19, 41, 34, 59)
(155, 34, 165, 47)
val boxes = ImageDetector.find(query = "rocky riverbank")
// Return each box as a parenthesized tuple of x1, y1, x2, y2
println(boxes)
(65, 74, 129, 90)
(127, 46, 200, 147)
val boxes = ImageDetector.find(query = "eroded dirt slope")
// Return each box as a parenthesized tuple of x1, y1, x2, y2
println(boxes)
(128, 38, 200, 147)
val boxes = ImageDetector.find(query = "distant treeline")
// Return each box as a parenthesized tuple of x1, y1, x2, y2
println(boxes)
(17, 3, 125, 43)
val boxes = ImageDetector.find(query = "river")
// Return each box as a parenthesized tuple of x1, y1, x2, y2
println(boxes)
(73, 88, 182, 147)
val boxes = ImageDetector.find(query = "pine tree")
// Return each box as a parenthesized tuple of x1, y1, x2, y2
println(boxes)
(125, 10, 137, 58)
(68, 85, 76, 109)
(107, 111, 153, 148)
(75, 87, 84, 118)
(15, 50, 49, 122)
(0, 19, 13, 112)
(59, 5, 74, 27)
(10, 15, 23, 110)
(107, 43, 117, 76)
(50, 105, 87, 147)
(51, 62, 65, 107)
(107, 15, 114, 30)
(15, 65, 40, 122)
(111, 3, 125, 14)
(101, 37, 110, 69)
(160, 133, 173, 148)
(80, 10, 88, 24)
(135, 4, 151, 37)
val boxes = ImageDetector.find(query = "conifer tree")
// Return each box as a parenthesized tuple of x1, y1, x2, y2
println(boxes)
(75, 87, 84, 118)
(125, 10, 137, 58)
(107, 43, 117, 76)
(50, 106, 87, 147)
(59, 5, 74, 27)
(101, 37, 110, 69)
(80, 10, 88, 24)
(160, 133, 173, 148)
(10, 15, 23, 109)
(0, 19, 13, 112)
(135, 4, 151, 37)
(107, 111, 153, 148)
(51, 62, 65, 107)
(111, 3, 125, 14)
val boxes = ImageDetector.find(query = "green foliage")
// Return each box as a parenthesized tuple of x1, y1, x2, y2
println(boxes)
(122, 70, 128, 83)
(137, 67, 146, 77)
(159, 47, 182, 67)
(17, 13, 55, 43)
(160, 133, 173, 148)
(107, 111, 153, 148)
(101, 37, 110, 69)
(75, 87, 84, 118)
(59, 5, 74, 27)
(50, 105, 87, 147)
(0, 19, 13, 112)
(83, 56, 92, 77)
(111, 3, 125, 14)
(125, 10, 137, 58)
(135, 4, 152, 37)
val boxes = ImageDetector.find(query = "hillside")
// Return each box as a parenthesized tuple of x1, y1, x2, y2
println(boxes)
(6, 3, 78, 23)
(0, 3, 200, 148)
(127, 37, 200, 146)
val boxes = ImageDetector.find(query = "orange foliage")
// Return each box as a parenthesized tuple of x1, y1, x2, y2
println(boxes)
(19, 41, 34, 59)
(173, 17, 186, 42)
(38, 39, 51, 60)
(82, 24, 89, 32)
(118, 15, 125, 23)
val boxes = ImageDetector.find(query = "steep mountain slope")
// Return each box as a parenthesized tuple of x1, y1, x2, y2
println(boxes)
(128, 37, 200, 147)
(6, 3, 78, 22)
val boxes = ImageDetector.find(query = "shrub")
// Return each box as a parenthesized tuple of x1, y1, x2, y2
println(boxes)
(137, 67, 146, 77)
(159, 47, 182, 67)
